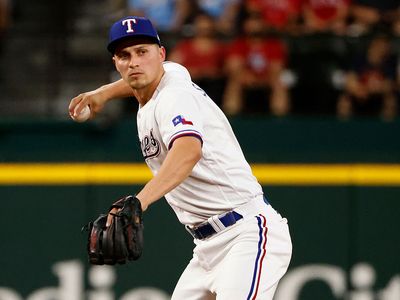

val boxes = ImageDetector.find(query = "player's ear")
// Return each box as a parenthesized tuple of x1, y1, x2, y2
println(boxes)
(112, 56, 122, 73)
(159, 46, 166, 62)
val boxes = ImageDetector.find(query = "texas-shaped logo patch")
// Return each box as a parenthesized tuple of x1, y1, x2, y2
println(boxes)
(172, 115, 193, 126)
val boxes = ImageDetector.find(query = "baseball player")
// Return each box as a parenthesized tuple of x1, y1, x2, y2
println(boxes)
(69, 16, 292, 299)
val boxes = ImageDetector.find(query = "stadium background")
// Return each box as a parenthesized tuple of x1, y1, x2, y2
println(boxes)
(0, 0, 399, 299)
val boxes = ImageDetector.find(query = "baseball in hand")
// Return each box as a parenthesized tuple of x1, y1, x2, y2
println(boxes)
(72, 105, 91, 123)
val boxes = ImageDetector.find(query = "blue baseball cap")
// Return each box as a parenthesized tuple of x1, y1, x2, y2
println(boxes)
(107, 16, 161, 54)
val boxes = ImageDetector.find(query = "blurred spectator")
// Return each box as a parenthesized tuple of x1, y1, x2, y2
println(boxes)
(302, 0, 351, 35)
(289, 34, 348, 116)
(349, 0, 399, 36)
(392, 7, 400, 36)
(196, 0, 241, 36)
(0, 0, 13, 83)
(243, 0, 302, 34)
(0, 0, 12, 45)
(223, 15, 290, 116)
(168, 13, 226, 107)
(337, 34, 398, 120)
(126, 0, 196, 34)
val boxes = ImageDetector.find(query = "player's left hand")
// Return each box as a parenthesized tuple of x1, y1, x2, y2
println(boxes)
(84, 195, 144, 265)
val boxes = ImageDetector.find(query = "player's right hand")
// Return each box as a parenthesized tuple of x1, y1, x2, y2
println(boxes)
(68, 89, 107, 120)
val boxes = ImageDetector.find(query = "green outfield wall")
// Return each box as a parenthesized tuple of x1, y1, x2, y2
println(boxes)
(0, 117, 399, 300)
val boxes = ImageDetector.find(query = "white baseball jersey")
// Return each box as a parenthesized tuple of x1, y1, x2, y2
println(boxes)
(137, 61, 263, 225)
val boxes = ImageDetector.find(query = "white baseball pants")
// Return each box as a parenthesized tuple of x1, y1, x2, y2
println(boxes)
(171, 197, 292, 300)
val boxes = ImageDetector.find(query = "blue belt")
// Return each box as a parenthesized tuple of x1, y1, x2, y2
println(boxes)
(185, 211, 243, 240)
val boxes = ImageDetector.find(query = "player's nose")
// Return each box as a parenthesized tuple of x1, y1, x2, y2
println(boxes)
(128, 56, 140, 68)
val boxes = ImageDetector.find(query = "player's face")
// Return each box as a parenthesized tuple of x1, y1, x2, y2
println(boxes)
(113, 40, 165, 91)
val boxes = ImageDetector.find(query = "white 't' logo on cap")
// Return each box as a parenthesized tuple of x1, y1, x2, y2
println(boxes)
(122, 18, 137, 33)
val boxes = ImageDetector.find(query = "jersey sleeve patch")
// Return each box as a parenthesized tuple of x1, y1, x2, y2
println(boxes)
(172, 115, 193, 126)
(168, 129, 203, 150)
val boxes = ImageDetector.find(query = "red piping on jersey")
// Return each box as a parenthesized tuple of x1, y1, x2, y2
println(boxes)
(168, 132, 203, 150)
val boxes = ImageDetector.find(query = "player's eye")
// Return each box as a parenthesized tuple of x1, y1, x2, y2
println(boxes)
(137, 49, 147, 56)
(116, 52, 130, 60)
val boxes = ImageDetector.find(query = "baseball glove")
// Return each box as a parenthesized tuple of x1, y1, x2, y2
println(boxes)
(84, 195, 144, 265)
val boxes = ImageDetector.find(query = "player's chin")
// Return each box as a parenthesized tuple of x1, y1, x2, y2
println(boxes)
(128, 78, 148, 90)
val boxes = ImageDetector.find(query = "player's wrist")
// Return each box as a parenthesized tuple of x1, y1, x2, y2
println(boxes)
(134, 194, 148, 212)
